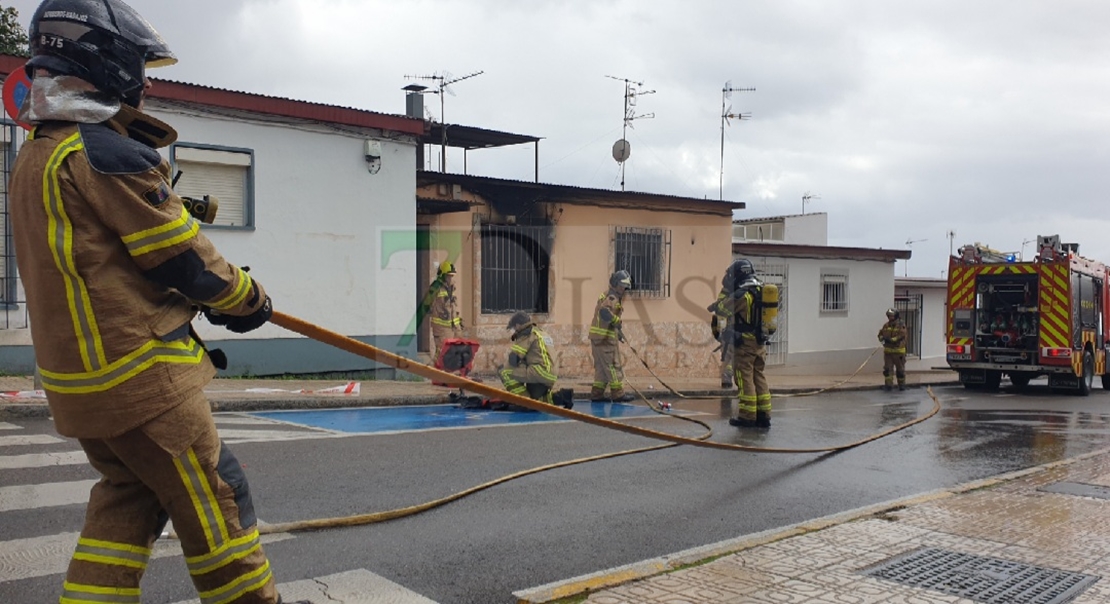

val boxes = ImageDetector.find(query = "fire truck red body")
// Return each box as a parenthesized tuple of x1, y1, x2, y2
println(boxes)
(945, 235, 1110, 394)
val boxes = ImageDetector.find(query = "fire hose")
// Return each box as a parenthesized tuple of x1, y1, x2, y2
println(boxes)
(234, 312, 941, 535)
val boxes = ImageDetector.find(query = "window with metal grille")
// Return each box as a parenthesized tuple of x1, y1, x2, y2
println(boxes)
(614, 226, 670, 297)
(820, 271, 849, 312)
(480, 224, 550, 314)
(171, 144, 254, 228)
(1, 120, 24, 317)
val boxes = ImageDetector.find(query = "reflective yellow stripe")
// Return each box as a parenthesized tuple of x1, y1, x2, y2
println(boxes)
(121, 205, 199, 257)
(186, 530, 263, 576)
(43, 133, 107, 372)
(60, 581, 141, 603)
(534, 329, 557, 382)
(208, 268, 253, 311)
(197, 559, 272, 604)
(173, 447, 229, 553)
(39, 339, 204, 394)
(73, 537, 151, 570)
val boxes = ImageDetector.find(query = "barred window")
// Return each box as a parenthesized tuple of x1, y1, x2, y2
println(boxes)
(481, 224, 550, 314)
(614, 226, 671, 297)
(171, 144, 254, 229)
(820, 271, 849, 312)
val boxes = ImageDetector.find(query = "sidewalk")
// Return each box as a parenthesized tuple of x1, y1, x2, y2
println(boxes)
(517, 447, 1110, 604)
(0, 369, 957, 419)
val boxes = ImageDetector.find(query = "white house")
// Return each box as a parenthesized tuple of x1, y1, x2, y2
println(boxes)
(0, 57, 425, 376)
(732, 212, 912, 375)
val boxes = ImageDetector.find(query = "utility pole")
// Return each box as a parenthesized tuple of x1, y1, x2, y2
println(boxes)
(719, 81, 754, 200)
(606, 75, 655, 191)
(801, 191, 820, 214)
(403, 70, 483, 172)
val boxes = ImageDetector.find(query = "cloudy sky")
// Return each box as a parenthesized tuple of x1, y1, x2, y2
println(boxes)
(9, 0, 1110, 278)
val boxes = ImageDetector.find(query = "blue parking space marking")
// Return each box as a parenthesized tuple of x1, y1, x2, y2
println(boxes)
(250, 402, 659, 434)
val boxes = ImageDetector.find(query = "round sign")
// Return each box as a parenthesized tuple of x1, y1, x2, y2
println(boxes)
(3, 64, 33, 131)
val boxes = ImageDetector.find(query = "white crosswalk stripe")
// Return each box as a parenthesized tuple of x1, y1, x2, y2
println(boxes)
(0, 418, 442, 603)
(169, 569, 439, 604)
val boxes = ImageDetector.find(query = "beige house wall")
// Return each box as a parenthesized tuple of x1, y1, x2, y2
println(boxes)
(422, 196, 734, 380)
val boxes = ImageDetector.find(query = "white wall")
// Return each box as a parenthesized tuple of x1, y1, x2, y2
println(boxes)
(783, 213, 828, 245)
(749, 254, 897, 374)
(897, 284, 948, 369)
(148, 105, 417, 342)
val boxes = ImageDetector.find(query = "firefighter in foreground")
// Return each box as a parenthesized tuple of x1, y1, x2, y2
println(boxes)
(716, 259, 778, 428)
(589, 270, 635, 402)
(878, 308, 909, 391)
(709, 275, 736, 389)
(429, 261, 464, 361)
(499, 312, 559, 404)
(10, 2, 303, 602)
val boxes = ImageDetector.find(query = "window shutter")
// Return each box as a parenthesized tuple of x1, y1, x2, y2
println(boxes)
(174, 160, 248, 227)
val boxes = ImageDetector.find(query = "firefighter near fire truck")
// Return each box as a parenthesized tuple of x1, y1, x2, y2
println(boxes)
(945, 234, 1110, 394)
(878, 308, 908, 391)
(715, 259, 779, 428)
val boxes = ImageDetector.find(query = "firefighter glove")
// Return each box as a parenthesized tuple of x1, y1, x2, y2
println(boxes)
(204, 296, 273, 334)
(508, 351, 521, 367)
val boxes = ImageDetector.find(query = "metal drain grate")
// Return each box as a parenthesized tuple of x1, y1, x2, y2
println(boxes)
(1039, 481, 1110, 501)
(861, 547, 1100, 604)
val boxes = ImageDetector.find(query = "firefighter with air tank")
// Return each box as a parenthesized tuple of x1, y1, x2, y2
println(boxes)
(715, 259, 779, 428)
(878, 308, 908, 391)
(588, 270, 635, 402)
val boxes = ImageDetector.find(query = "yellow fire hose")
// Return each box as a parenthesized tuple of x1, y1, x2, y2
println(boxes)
(226, 312, 941, 535)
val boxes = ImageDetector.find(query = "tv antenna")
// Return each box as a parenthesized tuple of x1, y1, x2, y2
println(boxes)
(1020, 237, 1035, 261)
(606, 75, 655, 191)
(801, 191, 820, 214)
(403, 70, 484, 171)
(946, 229, 957, 258)
(719, 81, 754, 200)
(904, 237, 927, 276)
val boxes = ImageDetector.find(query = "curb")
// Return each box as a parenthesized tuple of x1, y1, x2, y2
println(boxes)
(0, 381, 962, 420)
(512, 445, 1110, 604)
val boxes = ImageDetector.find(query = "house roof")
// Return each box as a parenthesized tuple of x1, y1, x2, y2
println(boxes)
(733, 212, 827, 223)
(896, 276, 948, 288)
(424, 123, 541, 150)
(0, 54, 424, 136)
(417, 171, 745, 216)
(734, 241, 911, 262)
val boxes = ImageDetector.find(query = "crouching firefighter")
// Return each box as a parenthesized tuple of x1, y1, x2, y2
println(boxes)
(716, 259, 778, 428)
(499, 312, 571, 408)
(878, 308, 908, 391)
(8, 1, 308, 603)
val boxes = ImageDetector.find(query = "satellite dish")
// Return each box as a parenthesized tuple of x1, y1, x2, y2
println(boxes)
(612, 139, 631, 163)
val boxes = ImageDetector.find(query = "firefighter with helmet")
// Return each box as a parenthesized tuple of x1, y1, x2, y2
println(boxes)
(878, 308, 909, 391)
(499, 312, 559, 404)
(708, 274, 736, 389)
(588, 270, 635, 401)
(429, 260, 464, 361)
(9, 1, 307, 602)
(715, 259, 772, 428)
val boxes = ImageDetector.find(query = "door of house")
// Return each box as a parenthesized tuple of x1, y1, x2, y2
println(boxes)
(757, 264, 788, 365)
(894, 293, 923, 358)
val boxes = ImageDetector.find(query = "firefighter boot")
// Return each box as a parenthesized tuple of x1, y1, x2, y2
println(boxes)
(609, 388, 635, 402)
(756, 411, 771, 428)
(729, 416, 757, 428)
(590, 387, 607, 402)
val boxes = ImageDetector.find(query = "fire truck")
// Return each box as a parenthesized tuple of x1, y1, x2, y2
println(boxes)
(945, 235, 1110, 394)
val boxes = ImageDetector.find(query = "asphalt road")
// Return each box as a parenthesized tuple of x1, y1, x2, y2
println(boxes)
(4, 382, 1110, 603)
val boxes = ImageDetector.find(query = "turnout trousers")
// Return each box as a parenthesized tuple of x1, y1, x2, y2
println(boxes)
(64, 392, 278, 604)
(883, 352, 906, 388)
(732, 338, 770, 422)
(590, 341, 624, 399)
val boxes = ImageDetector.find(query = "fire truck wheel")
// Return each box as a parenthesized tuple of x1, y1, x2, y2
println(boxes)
(983, 371, 1002, 391)
(1008, 373, 1031, 389)
(1077, 350, 1094, 396)
(1101, 373, 1110, 391)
